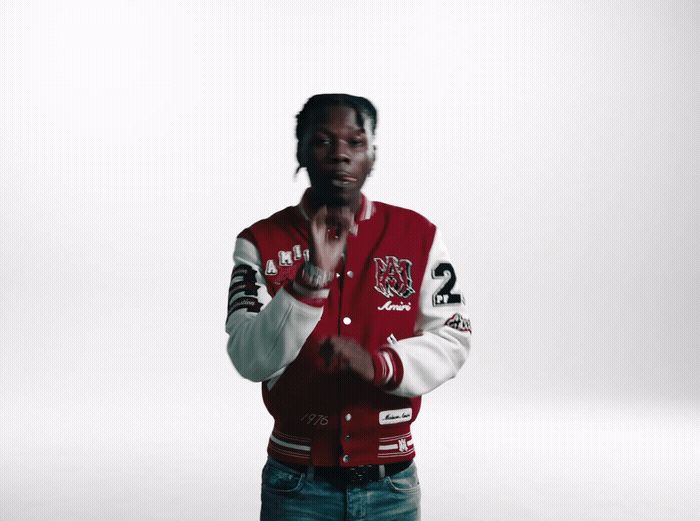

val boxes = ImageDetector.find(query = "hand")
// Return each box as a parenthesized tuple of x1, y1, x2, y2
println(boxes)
(308, 206, 354, 273)
(319, 337, 374, 382)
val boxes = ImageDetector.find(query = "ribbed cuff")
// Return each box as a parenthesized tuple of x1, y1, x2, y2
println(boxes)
(373, 346, 402, 388)
(285, 279, 328, 308)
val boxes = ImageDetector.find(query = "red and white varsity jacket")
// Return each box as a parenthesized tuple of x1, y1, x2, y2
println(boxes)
(226, 191, 471, 467)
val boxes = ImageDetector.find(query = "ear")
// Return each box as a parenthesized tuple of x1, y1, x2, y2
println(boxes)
(367, 145, 376, 177)
(297, 128, 313, 169)
(296, 143, 307, 170)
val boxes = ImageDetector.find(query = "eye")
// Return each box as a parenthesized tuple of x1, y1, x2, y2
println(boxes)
(350, 137, 366, 147)
(314, 136, 331, 146)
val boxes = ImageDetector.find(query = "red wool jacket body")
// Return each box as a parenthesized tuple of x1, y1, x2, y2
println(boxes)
(227, 191, 471, 467)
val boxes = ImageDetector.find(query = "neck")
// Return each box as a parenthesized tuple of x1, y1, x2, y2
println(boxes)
(308, 190, 362, 215)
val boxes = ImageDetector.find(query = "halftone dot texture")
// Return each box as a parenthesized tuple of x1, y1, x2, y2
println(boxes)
(1, 1, 697, 519)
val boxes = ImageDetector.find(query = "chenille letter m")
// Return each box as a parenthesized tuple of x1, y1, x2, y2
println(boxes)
(373, 256, 415, 299)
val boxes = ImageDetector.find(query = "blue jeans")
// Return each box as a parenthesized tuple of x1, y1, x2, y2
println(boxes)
(260, 456, 421, 520)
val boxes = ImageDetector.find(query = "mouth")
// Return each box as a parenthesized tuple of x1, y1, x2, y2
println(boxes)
(330, 174, 358, 187)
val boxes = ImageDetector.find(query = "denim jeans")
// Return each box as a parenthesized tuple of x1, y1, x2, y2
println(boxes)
(260, 456, 421, 520)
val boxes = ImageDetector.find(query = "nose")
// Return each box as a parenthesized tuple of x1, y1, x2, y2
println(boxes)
(330, 139, 350, 162)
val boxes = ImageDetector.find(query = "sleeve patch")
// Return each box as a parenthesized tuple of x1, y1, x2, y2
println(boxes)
(445, 313, 471, 333)
(227, 265, 262, 319)
(431, 262, 463, 306)
(229, 297, 263, 315)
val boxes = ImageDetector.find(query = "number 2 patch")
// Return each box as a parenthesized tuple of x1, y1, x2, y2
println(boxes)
(432, 262, 463, 306)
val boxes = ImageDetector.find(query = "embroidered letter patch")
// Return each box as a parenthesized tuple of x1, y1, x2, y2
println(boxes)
(373, 256, 415, 299)
(379, 408, 413, 425)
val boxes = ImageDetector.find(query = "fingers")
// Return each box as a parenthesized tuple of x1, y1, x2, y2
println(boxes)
(309, 206, 354, 272)
(318, 338, 338, 373)
(310, 206, 329, 237)
(311, 206, 354, 237)
(325, 206, 354, 237)
(317, 337, 371, 381)
(311, 205, 328, 227)
(319, 337, 334, 365)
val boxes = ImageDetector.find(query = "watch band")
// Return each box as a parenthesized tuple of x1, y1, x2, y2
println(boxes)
(300, 262, 335, 289)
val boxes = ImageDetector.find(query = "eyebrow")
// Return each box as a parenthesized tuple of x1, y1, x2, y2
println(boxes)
(315, 126, 367, 135)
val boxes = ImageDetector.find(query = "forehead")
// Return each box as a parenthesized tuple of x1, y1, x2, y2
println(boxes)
(311, 105, 371, 136)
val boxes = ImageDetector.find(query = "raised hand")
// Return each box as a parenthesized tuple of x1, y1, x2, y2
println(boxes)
(308, 205, 354, 273)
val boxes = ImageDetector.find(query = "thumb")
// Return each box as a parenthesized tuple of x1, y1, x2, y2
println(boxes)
(312, 205, 328, 226)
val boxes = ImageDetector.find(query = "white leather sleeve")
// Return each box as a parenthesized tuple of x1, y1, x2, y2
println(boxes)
(226, 237, 325, 383)
(388, 230, 471, 397)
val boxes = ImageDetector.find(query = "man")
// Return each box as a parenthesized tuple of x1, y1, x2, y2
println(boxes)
(227, 94, 471, 520)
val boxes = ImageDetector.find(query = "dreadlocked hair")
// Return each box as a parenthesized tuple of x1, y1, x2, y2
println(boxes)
(295, 93, 377, 142)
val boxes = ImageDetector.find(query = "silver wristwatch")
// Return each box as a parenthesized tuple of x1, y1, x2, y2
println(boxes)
(300, 262, 335, 289)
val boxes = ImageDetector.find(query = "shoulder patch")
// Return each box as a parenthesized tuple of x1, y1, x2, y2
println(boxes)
(432, 262, 463, 306)
(445, 313, 471, 333)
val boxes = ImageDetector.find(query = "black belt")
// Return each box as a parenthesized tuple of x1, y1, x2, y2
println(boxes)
(279, 459, 412, 488)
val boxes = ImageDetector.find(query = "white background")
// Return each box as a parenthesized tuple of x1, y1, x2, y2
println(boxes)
(1, 1, 698, 519)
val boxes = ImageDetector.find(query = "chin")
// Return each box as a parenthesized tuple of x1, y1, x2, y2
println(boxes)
(314, 187, 358, 208)
(329, 193, 360, 208)
(326, 197, 350, 208)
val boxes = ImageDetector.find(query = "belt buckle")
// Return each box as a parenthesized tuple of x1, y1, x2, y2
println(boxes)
(345, 465, 372, 486)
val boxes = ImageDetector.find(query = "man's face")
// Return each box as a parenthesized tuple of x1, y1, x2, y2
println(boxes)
(302, 105, 375, 210)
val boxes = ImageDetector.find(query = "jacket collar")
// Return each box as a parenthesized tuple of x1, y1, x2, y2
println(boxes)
(296, 188, 375, 224)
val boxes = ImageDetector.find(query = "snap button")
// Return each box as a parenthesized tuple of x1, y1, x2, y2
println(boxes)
(346, 270, 354, 278)
(343, 317, 352, 325)
(343, 454, 350, 463)
(345, 434, 351, 440)
(345, 413, 352, 421)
